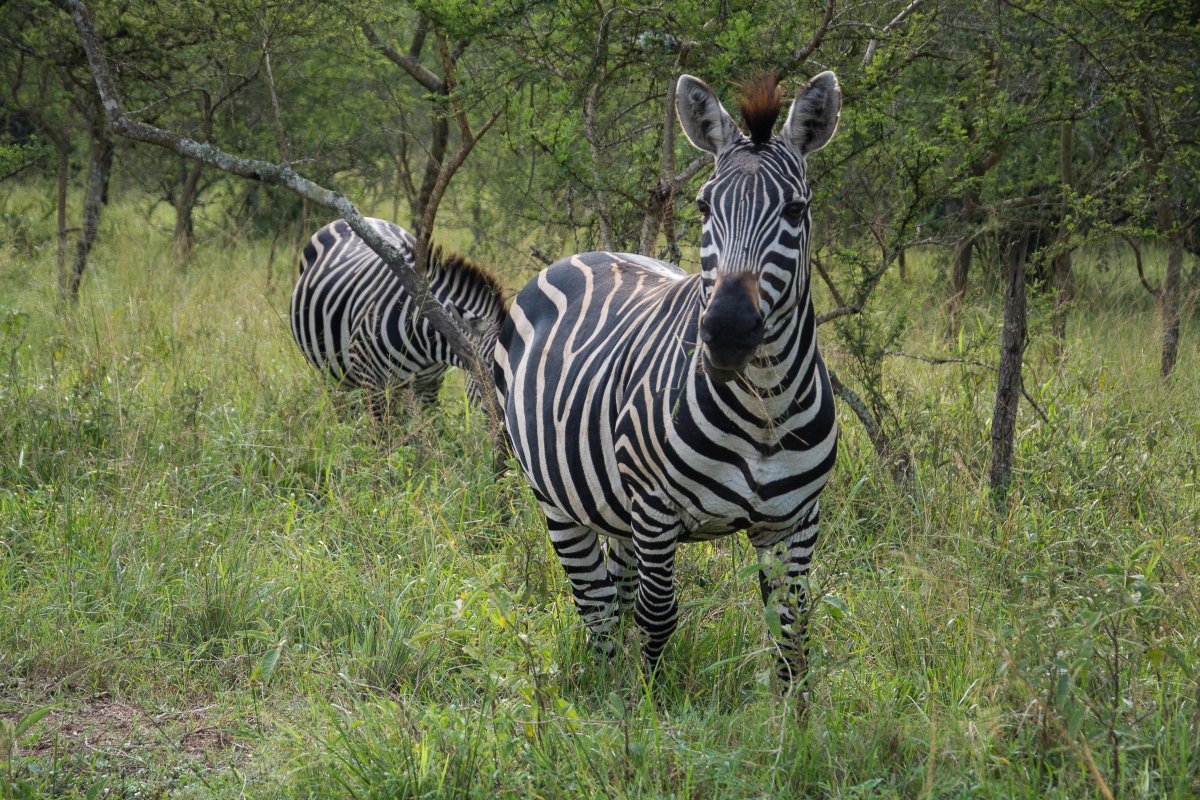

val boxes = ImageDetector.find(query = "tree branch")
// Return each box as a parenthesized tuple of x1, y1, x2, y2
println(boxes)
(816, 305, 860, 326)
(863, 0, 923, 67)
(1122, 234, 1157, 297)
(810, 254, 848, 308)
(361, 22, 444, 93)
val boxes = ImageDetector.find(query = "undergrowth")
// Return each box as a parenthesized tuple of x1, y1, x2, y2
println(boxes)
(0, 187, 1197, 798)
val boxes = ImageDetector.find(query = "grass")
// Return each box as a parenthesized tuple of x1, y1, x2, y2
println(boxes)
(0, 183, 1198, 798)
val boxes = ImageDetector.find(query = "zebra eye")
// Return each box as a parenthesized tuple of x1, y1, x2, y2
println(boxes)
(783, 201, 807, 224)
(696, 199, 711, 220)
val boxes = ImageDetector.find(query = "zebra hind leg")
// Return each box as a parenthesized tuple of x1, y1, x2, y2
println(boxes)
(412, 373, 445, 409)
(545, 512, 619, 658)
(752, 505, 821, 700)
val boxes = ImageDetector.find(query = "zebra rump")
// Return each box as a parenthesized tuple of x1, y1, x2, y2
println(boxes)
(290, 217, 504, 406)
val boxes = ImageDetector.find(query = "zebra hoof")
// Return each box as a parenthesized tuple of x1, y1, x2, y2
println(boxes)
(640, 652, 668, 685)
(590, 634, 617, 659)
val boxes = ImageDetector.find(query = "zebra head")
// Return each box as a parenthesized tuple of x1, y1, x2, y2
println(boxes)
(676, 72, 841, 383)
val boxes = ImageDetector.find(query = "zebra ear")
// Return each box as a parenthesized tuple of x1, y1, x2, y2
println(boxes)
(782, 71, 841, 154)
(676, 74, 742, 155)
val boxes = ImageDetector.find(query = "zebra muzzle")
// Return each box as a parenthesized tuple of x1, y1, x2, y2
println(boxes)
(700, 277, 763, 382)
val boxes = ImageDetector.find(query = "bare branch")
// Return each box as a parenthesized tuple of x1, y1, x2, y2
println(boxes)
(816, 305, 860, 326)
(863, 0, 923, 67)
(0, 157, 39, 182)
(811, 254, 848, 308)
(1122, 234, 1158, 297)
(362, 22, 444, 93)
(261, 40, 290, 165)
(885, 350, 1050, 424)
(413, 106, 503, 274)
(828, 369, 880, 442)
(796, 0, 836, 65)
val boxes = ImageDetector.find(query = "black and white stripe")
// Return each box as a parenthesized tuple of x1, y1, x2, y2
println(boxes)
(495, 73, 842, 690)
(291, 217, 504, 407)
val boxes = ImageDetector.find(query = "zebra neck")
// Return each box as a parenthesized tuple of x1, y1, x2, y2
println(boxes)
(425, 252, 505, 374)
(427, 253, 504, 325)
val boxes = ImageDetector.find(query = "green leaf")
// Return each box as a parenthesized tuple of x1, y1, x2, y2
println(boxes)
(257, 640, 286, 685)
(821, 595, 849, 620)
(85, 778, 110, 800)
(1054, 670, 1070, 709)
(13, 706, 51, 740)
(1066, 704, 1086, 737)
(764, 604, 784, 640)
(606, 691, 626, 720)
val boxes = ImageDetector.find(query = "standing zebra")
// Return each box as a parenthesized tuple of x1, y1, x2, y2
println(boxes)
(495, 73, 840, 691)
(291, 217, 504, 408)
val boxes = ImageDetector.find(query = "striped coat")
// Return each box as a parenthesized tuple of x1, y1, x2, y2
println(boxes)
(495, 72, 842, 690)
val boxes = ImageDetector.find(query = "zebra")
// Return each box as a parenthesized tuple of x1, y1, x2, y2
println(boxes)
(494, 72, 841, 692)
(290, 217, 504, 409)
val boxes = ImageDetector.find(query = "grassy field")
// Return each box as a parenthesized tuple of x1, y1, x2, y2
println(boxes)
(1, 188, 1198, 798)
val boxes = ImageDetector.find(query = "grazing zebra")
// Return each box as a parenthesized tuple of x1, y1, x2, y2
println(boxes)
(494, 72, 841, 691)
(290, 217, 504, 408)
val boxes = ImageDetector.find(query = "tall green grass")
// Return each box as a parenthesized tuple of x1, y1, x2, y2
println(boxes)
(0, 184, 1197, 798)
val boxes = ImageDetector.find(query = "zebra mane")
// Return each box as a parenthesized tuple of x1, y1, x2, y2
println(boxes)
(429, 246, 506, 306)
(737, 73, 784, 145)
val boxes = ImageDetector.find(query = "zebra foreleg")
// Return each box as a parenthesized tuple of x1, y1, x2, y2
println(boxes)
(545, 513, 619, 658)
(605, 537, 638, 613)
(631, 500, 682, 677)
(751, 504, 821, 696)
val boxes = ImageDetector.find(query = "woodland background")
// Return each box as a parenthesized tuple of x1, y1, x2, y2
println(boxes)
(0, 1, 1198, 797)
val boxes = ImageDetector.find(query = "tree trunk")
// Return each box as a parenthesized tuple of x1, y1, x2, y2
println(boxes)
(583, 79, 615, 251)
(55, 135, 71, 292)
(1160, 231, 1184, 378)
(1050, 249, 1072, 354)
(947, 184, 980, 340)
(947, 141, 1006, 340)
(639, 74, 680, 256)
(989, 228, 1029, 503)
(413, 110, 448, 236)
(947, 231, 974, 340)
(62, 125, 112, 303)
(1051, 121, 1075, 356)
(173, 159, 203, 264)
